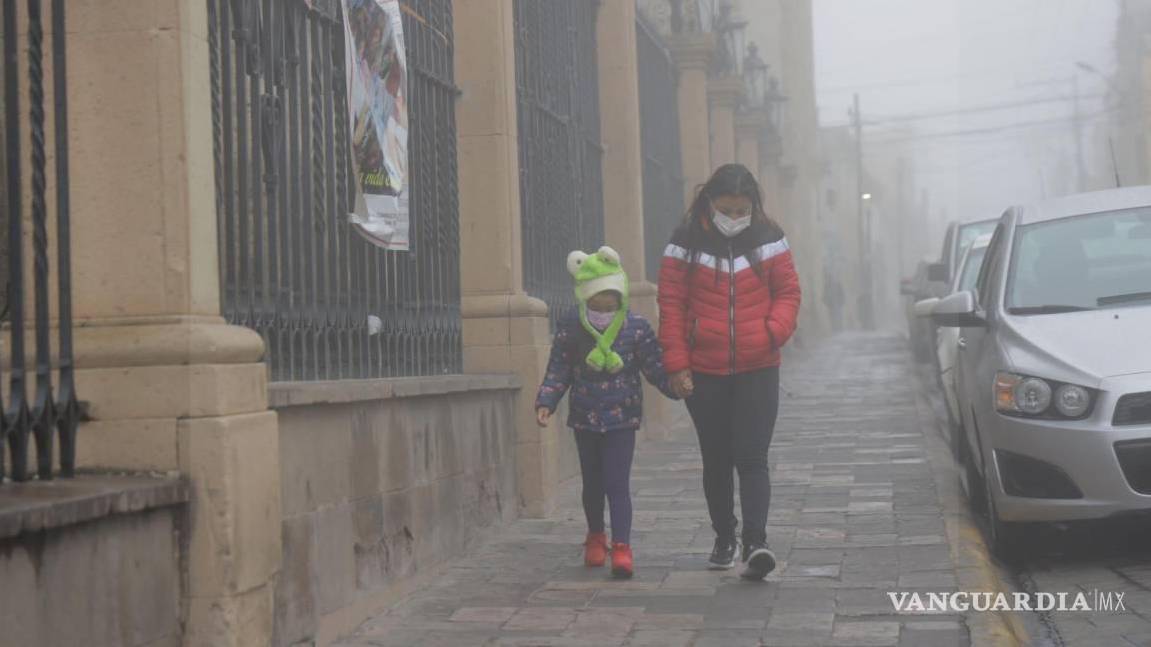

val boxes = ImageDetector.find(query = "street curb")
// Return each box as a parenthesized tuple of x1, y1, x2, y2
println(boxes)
(908, 355, 1028, 647)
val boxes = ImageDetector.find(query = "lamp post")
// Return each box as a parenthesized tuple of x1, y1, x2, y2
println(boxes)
(743, 42, 768, 107)
(765, 76, 788, 133)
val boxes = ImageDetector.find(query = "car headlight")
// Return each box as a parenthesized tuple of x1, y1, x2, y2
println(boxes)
(995, 372, 1094, 420)
(1054, 384, 1090, 418)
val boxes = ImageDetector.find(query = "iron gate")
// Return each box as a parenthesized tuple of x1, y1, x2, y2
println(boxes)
(0, 0, 81, 482)
(636, 14, 684, 282)
(208, 0, 461, 381)
(514, 0, 605, 328)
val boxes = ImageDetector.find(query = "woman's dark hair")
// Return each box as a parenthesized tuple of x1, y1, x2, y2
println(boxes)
(681, 163, 778, 282)
(684, 163, 772, 229)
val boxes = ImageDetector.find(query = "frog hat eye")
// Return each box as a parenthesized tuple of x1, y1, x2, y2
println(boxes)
(596, 246, 620, 266)
(567, 250, 589, 277)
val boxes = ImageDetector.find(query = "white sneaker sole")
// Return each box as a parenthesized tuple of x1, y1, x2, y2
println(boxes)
(741, 548, 777, 580)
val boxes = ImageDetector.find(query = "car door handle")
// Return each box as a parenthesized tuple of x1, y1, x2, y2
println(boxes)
(957, 337, 967, 350)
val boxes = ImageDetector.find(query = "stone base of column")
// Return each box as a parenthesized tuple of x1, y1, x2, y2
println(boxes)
(462, 294, 574, 518)
(65, 316, 281, 647)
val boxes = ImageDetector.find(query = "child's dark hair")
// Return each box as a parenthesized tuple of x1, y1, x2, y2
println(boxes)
(681, 163, 779, 281)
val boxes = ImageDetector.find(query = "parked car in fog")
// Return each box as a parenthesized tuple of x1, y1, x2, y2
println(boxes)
(903, 218, 998, 363)
(931, 187, 1151, 559)
(938, 218, 998, 289)
(914, 233, 992, 455)
(901, 259, 943, 362)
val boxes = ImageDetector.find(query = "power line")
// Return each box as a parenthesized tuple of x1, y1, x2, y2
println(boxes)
(860, 93, 1107, 126)
(863, 108, 1120, 146)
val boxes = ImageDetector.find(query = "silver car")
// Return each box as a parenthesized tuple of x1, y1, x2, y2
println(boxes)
(932, 186, 1151, 558)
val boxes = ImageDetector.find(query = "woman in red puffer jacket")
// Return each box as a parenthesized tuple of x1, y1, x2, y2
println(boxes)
(657, 163, 801, 581)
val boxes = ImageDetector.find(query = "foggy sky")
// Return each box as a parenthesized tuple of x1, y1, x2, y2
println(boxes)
(813, 0, 1123, 258)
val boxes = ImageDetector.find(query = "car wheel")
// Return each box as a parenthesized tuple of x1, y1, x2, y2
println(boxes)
(981, 472, 1023, 565)
(960, 438, 986, 515)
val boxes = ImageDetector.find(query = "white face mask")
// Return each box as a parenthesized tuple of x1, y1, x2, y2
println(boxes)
(713, 211, 752, 238)
(587, 309, 617, 331)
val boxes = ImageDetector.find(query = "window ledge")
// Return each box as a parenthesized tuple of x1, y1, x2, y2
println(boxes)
(269, 373, 522, 409)
(0, 475, 189, 540)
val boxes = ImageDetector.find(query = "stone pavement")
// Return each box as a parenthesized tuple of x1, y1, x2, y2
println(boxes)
(339, 334, 989, 647)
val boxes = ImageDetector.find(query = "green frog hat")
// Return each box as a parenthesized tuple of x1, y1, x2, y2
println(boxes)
(567, 246, 630, 373)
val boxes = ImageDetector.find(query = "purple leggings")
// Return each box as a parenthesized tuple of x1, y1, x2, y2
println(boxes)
(574, 429, 636, 545)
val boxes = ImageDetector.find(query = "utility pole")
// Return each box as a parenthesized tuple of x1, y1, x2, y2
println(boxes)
(850, 93, 873, 329)
(1072, 74, 1087, 191)
(896, 156, 907, 281)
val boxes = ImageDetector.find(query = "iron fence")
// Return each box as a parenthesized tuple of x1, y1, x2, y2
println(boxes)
(208, 0, 461, 381)
(514, 0, 605, 329)
(636, 15, 684, 282)
(0, 0, 81, 482)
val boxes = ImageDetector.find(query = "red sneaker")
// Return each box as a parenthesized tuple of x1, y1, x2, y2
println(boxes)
(584, 532, 608, 567)
(611, 543, 634, 579)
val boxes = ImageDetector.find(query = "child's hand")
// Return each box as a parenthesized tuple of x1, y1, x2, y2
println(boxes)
(670, 370, 694, 398)
(536, 407, 552, 427)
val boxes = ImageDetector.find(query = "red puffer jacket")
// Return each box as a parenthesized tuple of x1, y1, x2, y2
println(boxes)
(657, 218, 801, 376)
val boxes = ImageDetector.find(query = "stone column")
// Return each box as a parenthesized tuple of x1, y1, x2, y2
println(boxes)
(707, 77, 744, 168)
(66, 2, 280, 646)
(735, 111, 767, 175)
(595, 0, 672, 440)
(454, 0, 563, 517)
(667, 33, 715, 203)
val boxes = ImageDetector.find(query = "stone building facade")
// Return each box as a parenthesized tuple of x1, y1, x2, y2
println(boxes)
(0, 1, 814, 646)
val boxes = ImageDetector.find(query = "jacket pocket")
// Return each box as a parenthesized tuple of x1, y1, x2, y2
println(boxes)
(764, 318, 778, 350)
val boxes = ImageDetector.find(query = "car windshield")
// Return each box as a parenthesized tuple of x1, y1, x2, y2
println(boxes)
(1007, 207, 1151, 312)
(957, 220, 996, 255)
(958, 246, 987, 292)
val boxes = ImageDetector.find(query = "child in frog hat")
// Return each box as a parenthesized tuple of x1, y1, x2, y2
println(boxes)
(535, 246, 679, 579)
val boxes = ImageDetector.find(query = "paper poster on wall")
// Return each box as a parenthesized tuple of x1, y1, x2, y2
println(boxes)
(342, 0, 410, 251)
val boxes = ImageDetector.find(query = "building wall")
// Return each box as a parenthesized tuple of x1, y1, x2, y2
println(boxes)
(0, 503, 184, 647)
(269, 378, 520, 646)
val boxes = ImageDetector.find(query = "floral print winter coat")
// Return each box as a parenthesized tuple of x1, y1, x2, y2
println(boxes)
(535, 312, 678, 433)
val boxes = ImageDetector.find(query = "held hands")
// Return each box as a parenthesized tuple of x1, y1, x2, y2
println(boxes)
(670, 370, 694, 399)
(536, 407, 553, 428)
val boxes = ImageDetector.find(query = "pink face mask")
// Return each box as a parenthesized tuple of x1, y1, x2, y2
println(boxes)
(587, 309, 617, 331)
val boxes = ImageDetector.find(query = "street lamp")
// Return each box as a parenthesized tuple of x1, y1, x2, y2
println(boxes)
(743, 42, 768, 107)
(765, 76, 788, 132)
(862, 193, 873, 201)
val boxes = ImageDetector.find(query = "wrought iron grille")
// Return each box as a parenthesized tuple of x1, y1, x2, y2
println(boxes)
(0, 0, 81, 482)
(514, 0, 605, 329)
(636, 15, 684, 282)
(208, 0, 461, 381)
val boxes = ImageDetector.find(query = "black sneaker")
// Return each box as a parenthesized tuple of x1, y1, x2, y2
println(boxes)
(740, 543, 777, 580)
(708, 536, 738, 570)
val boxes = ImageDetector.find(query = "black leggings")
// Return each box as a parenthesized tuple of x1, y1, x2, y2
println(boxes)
(685, 367, 780, 546)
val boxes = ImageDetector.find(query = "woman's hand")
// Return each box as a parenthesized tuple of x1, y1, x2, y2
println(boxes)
(536, 407, 553, 428)
(670, 370, 694, 398)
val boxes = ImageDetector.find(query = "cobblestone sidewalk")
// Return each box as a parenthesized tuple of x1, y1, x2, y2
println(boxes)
(339, 334, 986, 646)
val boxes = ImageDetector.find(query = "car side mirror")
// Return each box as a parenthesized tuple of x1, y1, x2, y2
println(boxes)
(927, 262, 949, 283)
(931, 290, 985, 328)
(913, 297, 939, 317)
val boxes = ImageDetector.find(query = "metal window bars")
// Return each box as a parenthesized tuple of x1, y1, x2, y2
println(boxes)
(514, 0, 605, 330)
(0, 0, 81, 483)
(636, 14, 685, 283)
(208, 0, 461, 381)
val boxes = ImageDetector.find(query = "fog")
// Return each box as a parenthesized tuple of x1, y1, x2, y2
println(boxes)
(816, 0, 1126, 265)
